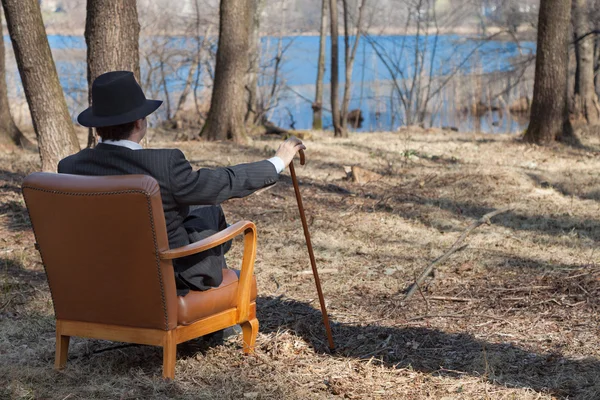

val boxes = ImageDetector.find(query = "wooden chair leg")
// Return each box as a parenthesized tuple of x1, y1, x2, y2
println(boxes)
(241, 318, 259, 354)
(162, 331, 176, 380)
(54, 321, 70, 370)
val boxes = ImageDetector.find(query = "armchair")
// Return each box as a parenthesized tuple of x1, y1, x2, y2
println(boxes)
(22, 172, 259, 379)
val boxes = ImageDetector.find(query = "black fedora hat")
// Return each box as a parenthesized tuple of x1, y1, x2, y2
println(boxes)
(77, 71, 162, 128)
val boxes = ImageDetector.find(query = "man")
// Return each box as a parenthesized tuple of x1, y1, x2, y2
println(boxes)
(59, 70, 305, 297)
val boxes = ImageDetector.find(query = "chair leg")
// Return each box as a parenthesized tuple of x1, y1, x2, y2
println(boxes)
(241, 318, 259, 354)
(162, 331, 177, 380)
(54, 322, 70, 370)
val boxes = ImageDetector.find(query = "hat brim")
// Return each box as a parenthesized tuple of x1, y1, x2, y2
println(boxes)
(77, 99, 163, 128)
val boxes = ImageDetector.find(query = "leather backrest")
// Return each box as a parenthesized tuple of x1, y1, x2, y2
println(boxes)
(22, 173, 178, 331)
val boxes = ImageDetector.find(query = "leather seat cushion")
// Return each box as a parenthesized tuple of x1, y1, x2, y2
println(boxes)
(177, 269, 257, 325)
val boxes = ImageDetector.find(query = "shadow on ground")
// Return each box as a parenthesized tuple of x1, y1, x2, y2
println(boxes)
(3, 256, 599, 399)
(269, 164, 600, 243)
(0, 200, 31, 232)
(0, 257, 48, 334)
(418, 198, 600, 242)
(0, 169, 31, 232)
(527, 172, 600, 203)
(0, 170, 26, 195)
(257, 296, 600, 399)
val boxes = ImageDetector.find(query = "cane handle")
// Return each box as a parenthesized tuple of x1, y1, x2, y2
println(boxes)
(298, 149, 305, 165)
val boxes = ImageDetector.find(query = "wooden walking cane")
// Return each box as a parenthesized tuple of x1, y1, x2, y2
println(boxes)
(289, 149, 335, 351)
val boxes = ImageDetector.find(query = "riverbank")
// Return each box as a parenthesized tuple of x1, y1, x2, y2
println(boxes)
(2, 129, 599, 398)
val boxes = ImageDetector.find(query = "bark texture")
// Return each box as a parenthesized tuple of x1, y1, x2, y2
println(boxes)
(85, 0, 140, 147)
(312, 0, 328, 130)
(572, 0, 599, 124)
(246, 0, 264, 125)
(201, 0, 250, 142)
(525, 0, 576, 145)
(0, 10, 33, 149)
(329, 0, 343, 137)
(2, 0, 80, 170)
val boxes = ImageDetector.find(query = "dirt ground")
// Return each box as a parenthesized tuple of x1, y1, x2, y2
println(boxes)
(1, 129, 599, 399)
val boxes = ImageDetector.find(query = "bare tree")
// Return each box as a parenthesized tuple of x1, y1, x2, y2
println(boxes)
(364, 0, 530, 131)
(139, 18, 182, 122)
(254, 2, 294, 126)
(341, 0, 366, 133)
(85, 0, 141, 147)
(572, 0, 599, 124)
(591, 0, 600, 94)
(312, 0, 328, 130)
(246, 0, 265, 125)
(2, 0, 80, 171)
(171, 31, 213, 128)
(171, 27, 211, 126)
(329, 0, 344, 137)
(201, 0, 251, 142)
(0, 9, 33, 150)
(136, 0, 218, 133)
(364, 0, 442, 127)
(525, 0, 577, 144)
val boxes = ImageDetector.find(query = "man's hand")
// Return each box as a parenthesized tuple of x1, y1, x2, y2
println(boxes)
(275, 136, 306, 168)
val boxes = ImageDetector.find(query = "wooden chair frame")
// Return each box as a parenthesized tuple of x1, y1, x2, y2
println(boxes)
(53, 221, 259, 379)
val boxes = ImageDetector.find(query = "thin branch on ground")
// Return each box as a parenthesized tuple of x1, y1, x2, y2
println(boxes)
(403, 206, 513, 301)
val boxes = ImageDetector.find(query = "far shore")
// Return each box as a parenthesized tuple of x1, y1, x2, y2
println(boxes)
(42, 25, 536, 41)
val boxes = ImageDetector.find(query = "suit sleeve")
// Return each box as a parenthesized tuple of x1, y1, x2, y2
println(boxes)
(57, 157, 70, 173)
(169, 149, 279, 205)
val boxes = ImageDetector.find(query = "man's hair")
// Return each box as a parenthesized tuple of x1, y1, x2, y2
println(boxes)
(96, 122, 136, 141)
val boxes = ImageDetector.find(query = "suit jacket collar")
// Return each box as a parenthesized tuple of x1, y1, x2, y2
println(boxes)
(98, 139, 143, 150)
(96, 142, 140, 151)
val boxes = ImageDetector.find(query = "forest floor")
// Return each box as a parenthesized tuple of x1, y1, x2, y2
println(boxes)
(1, 128, 599, 399)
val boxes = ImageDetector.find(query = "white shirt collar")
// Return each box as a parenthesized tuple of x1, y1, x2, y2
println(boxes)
(98, 138, 143, 150)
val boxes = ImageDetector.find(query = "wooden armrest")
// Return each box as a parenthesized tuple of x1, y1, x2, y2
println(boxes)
(159, 221, 255, 260)
(160, 220, 257, 323)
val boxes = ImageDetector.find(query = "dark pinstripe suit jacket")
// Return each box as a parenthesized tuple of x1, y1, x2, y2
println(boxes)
(58, 143, 279, 294)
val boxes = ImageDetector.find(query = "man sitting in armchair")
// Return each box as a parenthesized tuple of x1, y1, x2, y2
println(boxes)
(58, 71, 304, 310)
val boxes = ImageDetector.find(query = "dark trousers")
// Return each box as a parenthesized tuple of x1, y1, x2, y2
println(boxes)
(174, 205, 233, 296)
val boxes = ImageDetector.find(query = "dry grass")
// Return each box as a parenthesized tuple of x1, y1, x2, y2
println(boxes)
(1, 129, 599, 399)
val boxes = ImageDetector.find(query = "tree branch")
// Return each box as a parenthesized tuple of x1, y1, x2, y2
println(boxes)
(403, 206, 513, 301)
(572, 30, 600, 45)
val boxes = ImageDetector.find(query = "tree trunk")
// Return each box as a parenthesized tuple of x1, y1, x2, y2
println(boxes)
(593, 0, 600, 94)
(246, 0, 264, 125)
(595, 27, 600, 95)
(201, 0, 250, 142)
(329, 0, 344, 137)
(312, 0, 328, 130)
(85, 0, 140, 147)
(159, 60, 171, 119)
(572, 0, 600, 124)
(341, 0, 350, 134)
(0, 9, 33, 150)
(341, 0, 366, 134)
(2, 0, 80, 171)
(524, 0, 577, 145)
(173, 62, 198, 122)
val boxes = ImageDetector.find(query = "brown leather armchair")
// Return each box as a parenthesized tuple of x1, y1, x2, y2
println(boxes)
(22, 172, 259, 379)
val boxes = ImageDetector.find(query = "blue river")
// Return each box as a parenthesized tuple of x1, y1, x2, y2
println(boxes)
(14, 35, 536, 133)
